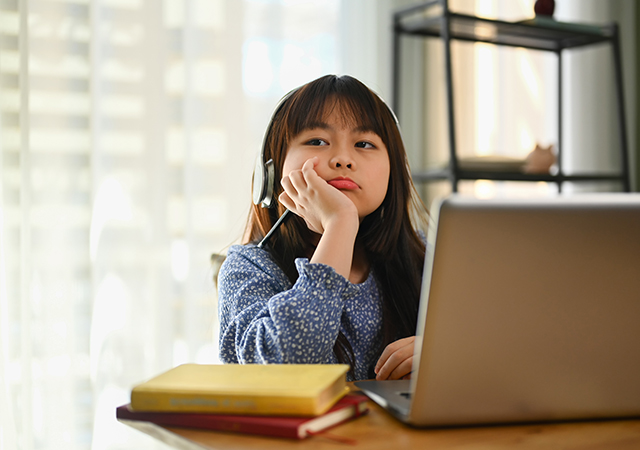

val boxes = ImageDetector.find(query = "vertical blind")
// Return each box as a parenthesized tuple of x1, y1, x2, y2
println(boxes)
(0, 0, 341, 448)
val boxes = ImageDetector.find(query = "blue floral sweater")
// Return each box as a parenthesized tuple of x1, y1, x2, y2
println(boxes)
(218, 244, 383, 380)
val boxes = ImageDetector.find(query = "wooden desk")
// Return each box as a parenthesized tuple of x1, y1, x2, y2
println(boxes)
(121, 395, 640, 449)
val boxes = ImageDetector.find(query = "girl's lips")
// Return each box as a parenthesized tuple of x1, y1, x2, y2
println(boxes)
(328, 178, 359, 190)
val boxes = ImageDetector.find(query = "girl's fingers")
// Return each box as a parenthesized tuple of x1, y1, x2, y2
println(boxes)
(287, 170, 308, 195)
(279, 176, 302, 214)
(279, 156, 354, 234)
(376, 354, 412, 380)
(374, 336, 416, 380)
(302, 157, 319, 172)
(375, 336, 414, 374)
(280, 175, 298, 199)
(282, 158, 323, 212)
(278, 191, 295, 211)
(375, 348, 410, 380)
(388, 357, 413, 381)
(301, 157, 325, 190)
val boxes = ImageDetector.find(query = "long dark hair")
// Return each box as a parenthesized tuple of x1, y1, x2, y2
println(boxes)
(245, 75, 428, 375)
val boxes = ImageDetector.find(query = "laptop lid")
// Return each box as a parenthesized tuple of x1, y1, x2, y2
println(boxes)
(402, 194, 640, 427)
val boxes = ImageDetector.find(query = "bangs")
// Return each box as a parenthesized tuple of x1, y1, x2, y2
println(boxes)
(284, 76, 388, 141)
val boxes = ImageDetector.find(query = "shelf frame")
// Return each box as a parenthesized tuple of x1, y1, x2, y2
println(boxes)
(392, 0, 631, 193)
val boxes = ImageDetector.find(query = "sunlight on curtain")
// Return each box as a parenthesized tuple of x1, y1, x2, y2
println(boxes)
(1, 119, 18, 450)
(0, 0, 340, 448)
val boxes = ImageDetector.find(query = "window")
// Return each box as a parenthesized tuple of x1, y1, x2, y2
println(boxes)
(0, 0, 347, 448)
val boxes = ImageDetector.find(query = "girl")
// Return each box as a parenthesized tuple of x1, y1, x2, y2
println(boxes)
(218, 75, 428, 381)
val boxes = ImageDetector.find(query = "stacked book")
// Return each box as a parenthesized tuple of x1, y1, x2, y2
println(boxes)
(116, 363, 369, 440)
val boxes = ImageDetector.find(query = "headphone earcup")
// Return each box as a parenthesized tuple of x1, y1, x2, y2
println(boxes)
(252, 158, 275, 208)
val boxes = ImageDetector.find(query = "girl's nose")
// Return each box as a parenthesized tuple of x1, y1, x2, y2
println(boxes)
(330, 147, 354, 169)
(334, 160, 352, 169)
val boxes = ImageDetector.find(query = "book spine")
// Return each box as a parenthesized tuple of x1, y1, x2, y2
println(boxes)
(300, 403, 367, 438)
(118, 413, 300, 439)
(130, 390, 319, 416)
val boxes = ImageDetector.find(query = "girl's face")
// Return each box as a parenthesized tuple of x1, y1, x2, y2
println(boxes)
(281, 108, 390, 220)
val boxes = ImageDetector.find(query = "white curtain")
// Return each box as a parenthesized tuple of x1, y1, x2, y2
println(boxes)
(0, 0, 355, 448)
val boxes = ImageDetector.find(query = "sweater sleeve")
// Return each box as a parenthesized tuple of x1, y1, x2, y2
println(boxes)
(218, 245, 357, 365)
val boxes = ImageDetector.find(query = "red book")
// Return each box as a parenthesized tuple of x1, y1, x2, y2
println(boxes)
(116, 393, 369, 440)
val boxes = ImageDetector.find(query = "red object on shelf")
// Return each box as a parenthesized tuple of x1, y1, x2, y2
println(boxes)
(534, 0, 555, 17)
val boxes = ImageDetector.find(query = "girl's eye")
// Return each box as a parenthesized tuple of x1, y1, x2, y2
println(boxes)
(355, 141, 375, 149)
(306, 138, 328, 146)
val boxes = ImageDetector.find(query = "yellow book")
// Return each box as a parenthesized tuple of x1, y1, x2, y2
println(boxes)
(130, 364, 350, 417)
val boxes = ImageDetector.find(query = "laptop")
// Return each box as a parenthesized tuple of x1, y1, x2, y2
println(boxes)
(355, 194, 640, 427)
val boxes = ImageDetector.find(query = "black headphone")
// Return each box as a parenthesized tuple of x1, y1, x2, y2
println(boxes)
(252, 89, 298, 209)
(252, 157, 275, 208)
(253, 90, 298, 248)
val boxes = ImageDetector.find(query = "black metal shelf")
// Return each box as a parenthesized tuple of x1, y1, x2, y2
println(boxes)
(393, 0, 631, 193)
(395, 12, 614, 52)
(412, 169, 626, 184)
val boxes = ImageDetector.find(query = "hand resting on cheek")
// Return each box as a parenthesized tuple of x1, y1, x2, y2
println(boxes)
(279, 157, 359, 235)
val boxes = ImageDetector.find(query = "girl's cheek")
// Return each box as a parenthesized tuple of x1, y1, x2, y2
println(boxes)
(281, 158, 296, 177)
(284, 155, 310, 174)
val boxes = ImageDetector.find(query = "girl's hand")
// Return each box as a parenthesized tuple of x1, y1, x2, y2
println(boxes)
(374, 336, 415, 380)
(279, 157, 358, 234)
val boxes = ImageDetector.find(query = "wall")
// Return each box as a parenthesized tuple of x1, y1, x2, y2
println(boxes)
(557, 0, 637, 192)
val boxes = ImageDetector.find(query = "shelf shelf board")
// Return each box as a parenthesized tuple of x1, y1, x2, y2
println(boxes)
(412, 169, 627, 183)
(395, 12, 613, 51)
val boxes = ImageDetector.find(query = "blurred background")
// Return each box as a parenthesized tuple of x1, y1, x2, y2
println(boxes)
(0, 0, 637, 449)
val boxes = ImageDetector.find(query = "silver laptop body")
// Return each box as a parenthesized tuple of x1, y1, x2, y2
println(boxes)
(355, 194, 640, 427)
